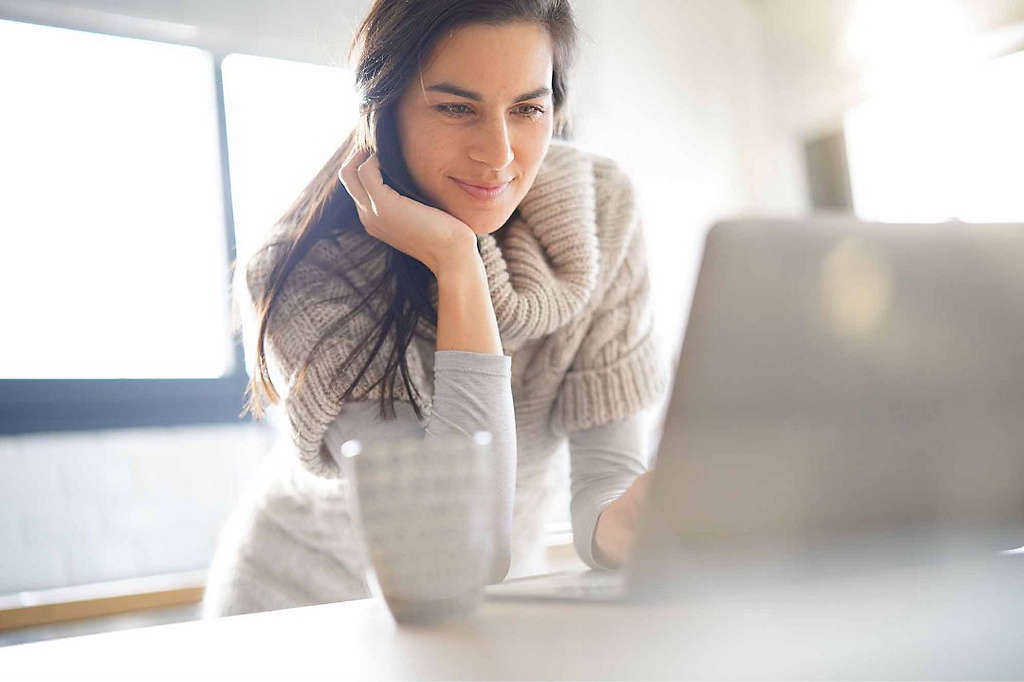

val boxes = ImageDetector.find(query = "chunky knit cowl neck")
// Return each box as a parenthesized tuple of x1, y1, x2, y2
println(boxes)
(240, 141, 667, 479)
(476, 143, 599, 349)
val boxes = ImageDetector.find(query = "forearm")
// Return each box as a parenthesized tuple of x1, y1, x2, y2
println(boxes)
(425, 351, 516, 583)
(569, 412, 649, 569)
(434, 246, 502, 356)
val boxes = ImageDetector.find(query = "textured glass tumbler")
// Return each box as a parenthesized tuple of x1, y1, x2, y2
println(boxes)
(340, 431, 495, 624)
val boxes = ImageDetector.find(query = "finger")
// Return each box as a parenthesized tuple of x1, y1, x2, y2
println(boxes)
(339, 147, 370, 209)
(338, 147, 372, 214)
(356, 153, 400, 216)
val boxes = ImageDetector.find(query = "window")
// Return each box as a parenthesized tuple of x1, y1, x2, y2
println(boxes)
(844, 50, 1024, 223)
(0, 16, 361, 433)
(0, 20, 230, 380)
(0, 16, 361, 435)
(221, 54, 356, 269)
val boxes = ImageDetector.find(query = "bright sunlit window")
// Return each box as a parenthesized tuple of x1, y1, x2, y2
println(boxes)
(0, 20, 232, 379)
(844, 50, 1024, 223)
(221, 54, 357, 269)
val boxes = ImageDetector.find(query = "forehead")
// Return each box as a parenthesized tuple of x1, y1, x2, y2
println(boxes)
(419, 21, 553, 92)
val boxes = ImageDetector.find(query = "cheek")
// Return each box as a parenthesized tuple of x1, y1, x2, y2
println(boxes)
(520, 127, 551, 167)
(397, 109, 448, 188)
(512, 125, 553, 188)
(405, 127, 460, 193)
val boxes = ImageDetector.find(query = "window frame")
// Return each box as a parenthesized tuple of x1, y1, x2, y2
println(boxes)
(0, 14, 254, 435)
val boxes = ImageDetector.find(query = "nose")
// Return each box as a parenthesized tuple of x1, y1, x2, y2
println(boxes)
(468, 115, 514, 172)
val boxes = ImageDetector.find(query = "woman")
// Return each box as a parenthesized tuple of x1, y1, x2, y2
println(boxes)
(202, 0, 666, 617)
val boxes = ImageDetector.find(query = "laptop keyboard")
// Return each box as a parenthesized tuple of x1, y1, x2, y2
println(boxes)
(484, 569, 627, 602)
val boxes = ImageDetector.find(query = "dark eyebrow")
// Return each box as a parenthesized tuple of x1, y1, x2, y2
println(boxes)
(425, 82, 552, 103)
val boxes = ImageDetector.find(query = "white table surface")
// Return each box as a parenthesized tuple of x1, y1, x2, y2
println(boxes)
(2, 561, 1023, 680)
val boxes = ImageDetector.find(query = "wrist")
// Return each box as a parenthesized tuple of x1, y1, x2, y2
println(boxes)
(433, 235, 501, 355)
(434, 250, 488, 310)
(430, 231, 480, 278)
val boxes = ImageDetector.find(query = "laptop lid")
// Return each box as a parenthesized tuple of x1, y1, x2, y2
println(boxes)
(628, 218, 1024, 598)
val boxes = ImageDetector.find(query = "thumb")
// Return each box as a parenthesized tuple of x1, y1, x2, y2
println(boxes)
(631, 471, 652, 514)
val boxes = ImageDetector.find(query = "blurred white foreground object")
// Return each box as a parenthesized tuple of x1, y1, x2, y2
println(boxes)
(341, 431, 496, 624)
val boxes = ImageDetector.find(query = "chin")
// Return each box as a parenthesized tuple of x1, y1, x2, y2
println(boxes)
(470, 219, 512, 236)
(449, 204, 516, 236)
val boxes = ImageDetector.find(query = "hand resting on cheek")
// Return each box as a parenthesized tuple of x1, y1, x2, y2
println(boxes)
(338, 147, 480, 277)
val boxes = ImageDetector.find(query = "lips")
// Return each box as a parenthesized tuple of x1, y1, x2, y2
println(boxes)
(451, 176, 513, 201)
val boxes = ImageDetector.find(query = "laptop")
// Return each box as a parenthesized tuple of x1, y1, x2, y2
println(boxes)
(486, 217, 1024, 603)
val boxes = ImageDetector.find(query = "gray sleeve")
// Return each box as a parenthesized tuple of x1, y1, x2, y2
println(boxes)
(324, 350, 517, 583)
(568, 411, 649, 570)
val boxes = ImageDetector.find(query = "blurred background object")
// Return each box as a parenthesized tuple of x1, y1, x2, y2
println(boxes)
(1, 0, 1022, 645)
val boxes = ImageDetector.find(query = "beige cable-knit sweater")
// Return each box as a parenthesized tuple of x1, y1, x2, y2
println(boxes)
(206, 141, 668, 613)
(245, 141, 667, 480)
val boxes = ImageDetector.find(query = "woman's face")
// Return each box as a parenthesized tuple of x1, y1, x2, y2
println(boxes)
(395, 21, 555, 235)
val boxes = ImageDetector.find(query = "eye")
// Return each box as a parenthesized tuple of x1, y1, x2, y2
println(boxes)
(436, 103, 473, 117)
(514, 104, 546, 118)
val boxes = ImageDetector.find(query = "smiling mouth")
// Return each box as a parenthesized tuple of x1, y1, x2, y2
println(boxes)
(450, 177, 513, 201)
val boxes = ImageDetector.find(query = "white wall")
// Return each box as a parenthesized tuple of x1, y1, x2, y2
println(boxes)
(571, 0, 805, 373)
(750, 0, 1024, 136)
(0, 424, 275, 593)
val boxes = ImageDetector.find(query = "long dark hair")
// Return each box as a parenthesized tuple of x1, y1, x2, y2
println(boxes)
(239, 0, 577, 423)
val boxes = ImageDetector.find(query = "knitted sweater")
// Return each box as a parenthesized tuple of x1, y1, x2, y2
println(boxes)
(205, 142, 669, 614)
(243, 141, 667, 483)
